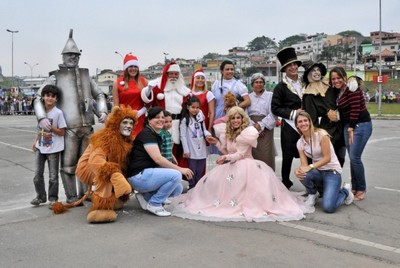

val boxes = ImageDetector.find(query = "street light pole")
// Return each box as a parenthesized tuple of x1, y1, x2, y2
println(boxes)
(163, 52, 169, 64)
(115, 51, 124, 70)
(6, 29, 19, 87)
(114, 51, 123, 59)
(378, 0, 383, 116)
(266, 38, 275, 84)
(24, 62, 39, 78)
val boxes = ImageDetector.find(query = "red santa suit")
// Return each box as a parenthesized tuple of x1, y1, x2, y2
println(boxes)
(141, 62, 190, 144)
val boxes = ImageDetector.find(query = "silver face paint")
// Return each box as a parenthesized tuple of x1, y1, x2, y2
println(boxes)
(120, 118, 134, 136)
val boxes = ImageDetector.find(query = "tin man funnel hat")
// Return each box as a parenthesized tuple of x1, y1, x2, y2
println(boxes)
(61, 29, 81, 55)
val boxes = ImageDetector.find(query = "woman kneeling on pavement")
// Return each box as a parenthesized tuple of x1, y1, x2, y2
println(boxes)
(294, 111, 354, 213)
(126, 106, 194, 217)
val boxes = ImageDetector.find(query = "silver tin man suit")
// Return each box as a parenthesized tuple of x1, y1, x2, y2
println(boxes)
(33, 30, 107, 203)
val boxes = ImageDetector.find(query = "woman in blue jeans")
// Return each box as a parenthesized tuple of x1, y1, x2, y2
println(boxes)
(126, 106, 193, 217)
(294, 111, 353, 213)
(330, 67, 372, 201)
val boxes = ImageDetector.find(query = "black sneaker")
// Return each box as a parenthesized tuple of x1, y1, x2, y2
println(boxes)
(30, 197, 46, 206)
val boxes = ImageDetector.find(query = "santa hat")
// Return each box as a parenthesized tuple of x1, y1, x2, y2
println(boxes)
(190, 69, 206, 90)
(123, 54, 140, 70)
(160, 62, 181, 91)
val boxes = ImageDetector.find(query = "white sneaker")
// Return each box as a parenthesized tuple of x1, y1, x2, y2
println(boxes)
(343, 183, 354, 205)
(304, 193, 318, 207)
(135, 193, 148, 210)
(146, 203, 171, 217)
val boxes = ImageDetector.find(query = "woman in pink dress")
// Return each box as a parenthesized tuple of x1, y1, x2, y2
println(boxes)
(168, 106, 312, 222)
(112, 53, 148, 138)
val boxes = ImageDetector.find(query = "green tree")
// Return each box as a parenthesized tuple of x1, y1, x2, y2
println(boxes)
(203, 53, 221, 60)
(247, 36, 276, 51)
(337, 30, 364, 38)
(279, 34, 307, 48)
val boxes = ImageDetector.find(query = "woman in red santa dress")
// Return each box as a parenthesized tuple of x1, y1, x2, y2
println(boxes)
(167, 106, 313, 222)
(112, 53, 148, 137)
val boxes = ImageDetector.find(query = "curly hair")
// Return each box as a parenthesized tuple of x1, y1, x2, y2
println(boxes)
(225, 106, 249, 141)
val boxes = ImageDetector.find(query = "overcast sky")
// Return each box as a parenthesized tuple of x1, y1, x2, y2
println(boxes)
(1, 0, 398, 77)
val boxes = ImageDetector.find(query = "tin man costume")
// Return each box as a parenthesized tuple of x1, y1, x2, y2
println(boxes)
(33, 29, 108, 204)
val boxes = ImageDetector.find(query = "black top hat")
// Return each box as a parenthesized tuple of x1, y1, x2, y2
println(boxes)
(302, 61, 327, 85)
(277, 47, 302, 72)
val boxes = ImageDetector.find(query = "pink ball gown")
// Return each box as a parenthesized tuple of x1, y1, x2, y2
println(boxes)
(167, 126, 313, 222)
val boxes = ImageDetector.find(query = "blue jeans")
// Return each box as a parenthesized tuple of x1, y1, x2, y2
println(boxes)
(344, 122, 372, 192)
(33, 151, 60, 201)
(128, 168, 183, 207)
(301, 169, 348, 213)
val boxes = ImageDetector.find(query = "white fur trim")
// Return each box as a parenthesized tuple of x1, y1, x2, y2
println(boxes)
(167, 64, 181, 73)
(141, 86, 153, 104)
(124, 60, 139, 70)
(194, 71, 205, 77)
(157, 93, 165, 100)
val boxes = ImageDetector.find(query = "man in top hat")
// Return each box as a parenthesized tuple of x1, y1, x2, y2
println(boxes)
(271, 47, 303, 189)
(141, 62, 191, 145)
(33, 29, 108, 204)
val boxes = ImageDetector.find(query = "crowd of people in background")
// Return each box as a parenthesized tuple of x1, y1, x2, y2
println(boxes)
(0, 96, 35, 115)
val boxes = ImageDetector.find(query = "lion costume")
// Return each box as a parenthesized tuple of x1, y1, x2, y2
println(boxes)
(53, 105, 137, 223)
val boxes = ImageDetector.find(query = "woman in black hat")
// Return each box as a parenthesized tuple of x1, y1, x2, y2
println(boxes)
(302, 61, 346, 167)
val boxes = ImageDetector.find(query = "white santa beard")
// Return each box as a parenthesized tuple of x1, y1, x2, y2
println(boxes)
(164, 90, 184, 114)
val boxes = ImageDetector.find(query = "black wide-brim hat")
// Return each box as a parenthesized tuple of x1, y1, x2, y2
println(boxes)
(302, 61, 327, 85)
(277, 47, 302, 72)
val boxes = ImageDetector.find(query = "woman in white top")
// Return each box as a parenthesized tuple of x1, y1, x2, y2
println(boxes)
(247, 73, 277, 170)
(294, 111, 353, 213)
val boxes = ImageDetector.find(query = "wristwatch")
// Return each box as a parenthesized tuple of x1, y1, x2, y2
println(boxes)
(309, 164, 314, 171)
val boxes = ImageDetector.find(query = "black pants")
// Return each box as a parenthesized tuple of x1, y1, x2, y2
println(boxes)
(280, 120, 300, 187)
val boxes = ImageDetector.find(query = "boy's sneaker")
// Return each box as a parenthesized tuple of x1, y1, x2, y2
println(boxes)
(30, 197, 46, 206)
(304, 193, 318, 207)
(135, 193, 148, 210)
(146, 203, 171, 217)
(343, 183, 354, 205)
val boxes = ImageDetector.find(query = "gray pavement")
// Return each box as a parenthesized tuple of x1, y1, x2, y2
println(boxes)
(1, 115, 399, 268)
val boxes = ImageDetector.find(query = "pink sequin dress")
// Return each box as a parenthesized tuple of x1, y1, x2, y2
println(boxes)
(167, 126, 312, 222)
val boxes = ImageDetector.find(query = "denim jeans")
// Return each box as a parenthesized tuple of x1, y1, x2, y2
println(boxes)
(128, 168, 183, 207)
(300, 169, 348, 213)
(344, 121, 372, 192)
(33, 151, 60, 201)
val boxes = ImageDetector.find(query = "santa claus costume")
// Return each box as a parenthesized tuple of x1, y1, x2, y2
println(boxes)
(141, 62, 191, 145)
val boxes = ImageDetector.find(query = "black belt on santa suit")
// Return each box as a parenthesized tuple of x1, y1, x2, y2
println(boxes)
(171, 114, 181, 120)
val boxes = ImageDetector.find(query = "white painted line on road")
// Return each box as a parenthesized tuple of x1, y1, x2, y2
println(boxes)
(368, 137, 400, 144)
(4, 127, 36, 133)
(374, 186, 400, 193)
(0, 204, 33, 213)
(278, 221, 400, 255)
(0, 141, 32, 152)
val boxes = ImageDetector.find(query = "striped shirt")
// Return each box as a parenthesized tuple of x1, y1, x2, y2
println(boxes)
(337, 88, 371, 128)
(160, 129, 173, 162)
